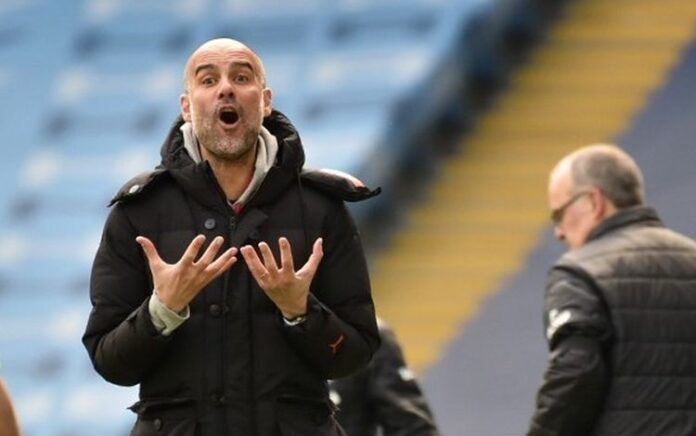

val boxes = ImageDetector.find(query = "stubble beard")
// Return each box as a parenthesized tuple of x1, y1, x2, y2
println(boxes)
(195, 116, 260, 162)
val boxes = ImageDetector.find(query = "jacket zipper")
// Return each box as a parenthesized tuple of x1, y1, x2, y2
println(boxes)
(241, 211, 257, 436)
(220, 214, 236, 435)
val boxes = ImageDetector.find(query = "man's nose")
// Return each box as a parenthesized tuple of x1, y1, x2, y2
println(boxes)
(553, 225, 565, 241)
(218, 77, 235, 99)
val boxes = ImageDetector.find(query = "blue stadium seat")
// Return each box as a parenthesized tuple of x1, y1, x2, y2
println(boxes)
(0, 0, 557, 433)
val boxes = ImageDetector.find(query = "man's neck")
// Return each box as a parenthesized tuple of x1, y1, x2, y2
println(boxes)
(203, 146, 257, 201)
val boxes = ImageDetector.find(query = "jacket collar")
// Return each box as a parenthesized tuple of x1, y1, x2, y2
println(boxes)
(159, 110, 305, 213)
(585, 205, 663, 243)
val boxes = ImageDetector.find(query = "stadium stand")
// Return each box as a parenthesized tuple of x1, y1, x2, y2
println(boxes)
(416, 1, 696, 435)
(0, 0, 565, 434)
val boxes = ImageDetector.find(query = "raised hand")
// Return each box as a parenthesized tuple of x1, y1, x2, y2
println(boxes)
(136, 235, 238, 312)
(240, 237, 323, 319)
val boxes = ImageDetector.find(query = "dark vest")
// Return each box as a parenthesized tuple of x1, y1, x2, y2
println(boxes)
(559, 208, 696, 435)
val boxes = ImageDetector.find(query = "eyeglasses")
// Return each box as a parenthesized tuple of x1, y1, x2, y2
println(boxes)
(550, 191, 590, 225)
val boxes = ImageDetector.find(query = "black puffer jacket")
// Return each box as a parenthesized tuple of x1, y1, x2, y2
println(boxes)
(329, 320, 441, 436)
(82, 111, 381, 436)
(528, 206, 696, 436)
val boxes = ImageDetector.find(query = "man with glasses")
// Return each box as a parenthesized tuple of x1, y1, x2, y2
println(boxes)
(527, 144, 696, 435)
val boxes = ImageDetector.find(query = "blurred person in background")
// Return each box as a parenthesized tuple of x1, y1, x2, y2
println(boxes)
(82, 38, 380, 436)
(527, 144, 696, 435)
(329, 317, 441, 436)
(0, 377, 20, 436)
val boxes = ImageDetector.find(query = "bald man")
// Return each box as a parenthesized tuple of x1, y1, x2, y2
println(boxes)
(83, 38, 380, 436)
(527, 144, 696, 435)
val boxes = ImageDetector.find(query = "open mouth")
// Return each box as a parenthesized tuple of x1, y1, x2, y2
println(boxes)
(219, 108, 239, 126)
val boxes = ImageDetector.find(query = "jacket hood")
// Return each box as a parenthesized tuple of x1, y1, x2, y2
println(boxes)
(159, 109, 305, 172)
(156, 110, 306, 211)
(110, 110, 380, 207)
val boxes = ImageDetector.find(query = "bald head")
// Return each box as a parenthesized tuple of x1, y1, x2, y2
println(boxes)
(551, 144, 645, 209)
(183, 38, 267, 91)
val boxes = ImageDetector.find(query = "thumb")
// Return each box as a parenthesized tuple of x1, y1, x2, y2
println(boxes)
(135, 236, 162, 267)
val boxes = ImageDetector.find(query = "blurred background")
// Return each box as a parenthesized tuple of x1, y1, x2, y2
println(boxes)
(1, 0, 696, 434)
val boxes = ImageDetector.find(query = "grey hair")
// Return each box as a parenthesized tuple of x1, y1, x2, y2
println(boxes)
(570, 144, 645, 208)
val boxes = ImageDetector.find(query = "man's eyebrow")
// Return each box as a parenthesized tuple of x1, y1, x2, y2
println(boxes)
(193, 61, 255, 77)
(193, 64, 217, 77)
(229, 60, 255, 72)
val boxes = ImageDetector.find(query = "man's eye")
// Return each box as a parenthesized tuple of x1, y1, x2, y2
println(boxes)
(235, 75, 250, 83)
(201, 77, 216, 85)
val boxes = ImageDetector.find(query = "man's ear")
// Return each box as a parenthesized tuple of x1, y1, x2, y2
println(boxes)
(180, 94, 192, 122)
(262, 88, 273, 117)
(591, 188, 608, 220)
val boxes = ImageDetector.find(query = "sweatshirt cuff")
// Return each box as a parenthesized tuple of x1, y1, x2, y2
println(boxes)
(148, 291, 190, 336)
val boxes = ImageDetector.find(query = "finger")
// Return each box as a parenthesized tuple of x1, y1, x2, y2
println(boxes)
(298, 238, 324, 278)
(135, 236, 163, 267)
(206, 247, 238, 280)
(206, 246, 237, 271)
(180, 235, 206, 264)
(196, 236, 224, 266)
(240, 245, 270, 284)
(258, 242, 279, 275)
(278, 237, 295, 273)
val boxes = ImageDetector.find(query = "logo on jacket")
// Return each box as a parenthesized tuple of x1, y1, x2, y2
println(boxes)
(329, 334, 345, 355)
(546, 308, 572, 341)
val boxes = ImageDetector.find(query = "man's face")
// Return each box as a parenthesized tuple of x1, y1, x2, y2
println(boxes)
(547, 166, 597, 250)
(180, 41, 272, 162)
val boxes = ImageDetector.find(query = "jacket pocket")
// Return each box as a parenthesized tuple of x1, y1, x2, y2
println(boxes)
(275, 395, 345, 436)
(129, 398, 198, 436)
